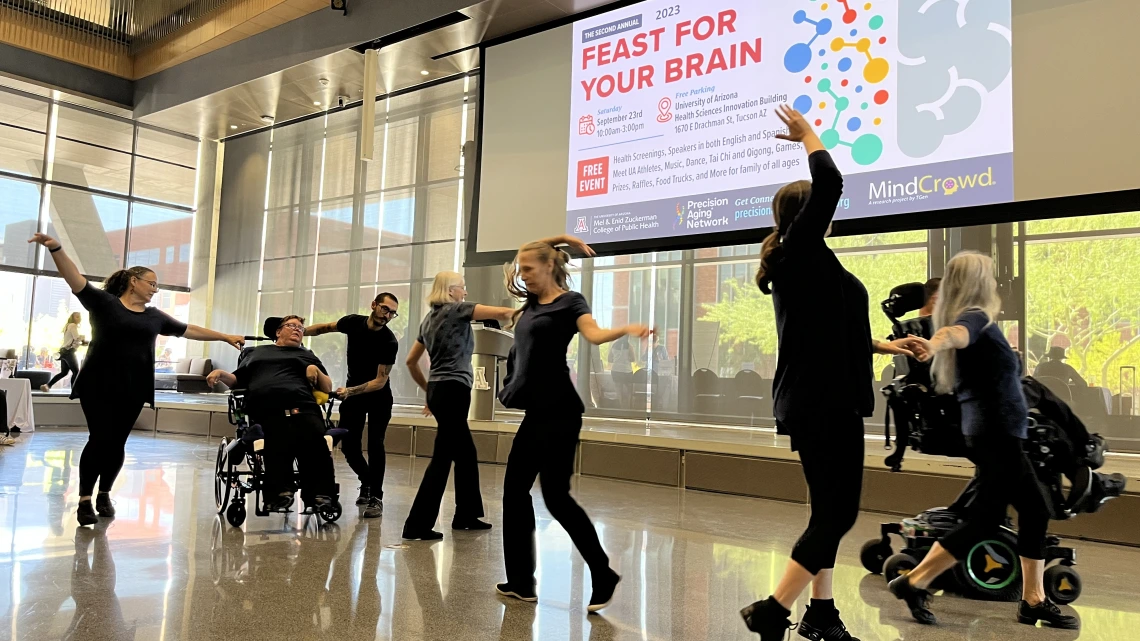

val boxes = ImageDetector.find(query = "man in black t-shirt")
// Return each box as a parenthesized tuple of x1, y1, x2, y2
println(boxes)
(209, 315, 337, 511)
(306, 292, 400, 518)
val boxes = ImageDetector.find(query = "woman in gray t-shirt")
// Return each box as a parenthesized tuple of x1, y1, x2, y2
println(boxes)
(402, 271, 515, 540)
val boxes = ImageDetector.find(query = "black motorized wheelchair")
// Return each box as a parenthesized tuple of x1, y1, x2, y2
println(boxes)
(213, 318, 346, 528)
(860, 284, 1127, 604)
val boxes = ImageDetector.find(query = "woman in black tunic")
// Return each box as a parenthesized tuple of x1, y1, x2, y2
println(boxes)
(30, 233, 244, 526)
(739, 106, 916, 641)
(494, 235, 650, 613)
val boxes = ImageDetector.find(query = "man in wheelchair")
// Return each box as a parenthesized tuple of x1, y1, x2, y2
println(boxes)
(208, 315, 340, 513)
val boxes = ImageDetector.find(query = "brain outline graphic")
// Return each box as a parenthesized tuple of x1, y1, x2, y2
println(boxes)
(897, 0, 1012, 158)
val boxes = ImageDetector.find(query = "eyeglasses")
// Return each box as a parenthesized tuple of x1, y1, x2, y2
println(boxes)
(280, 323, 305, 332)
(449, 284, 467, 290)
(377, 305, 399, 318)
(139, 278, 159, 290)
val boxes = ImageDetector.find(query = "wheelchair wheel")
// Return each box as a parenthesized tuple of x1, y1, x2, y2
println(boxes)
(952, 530, 1022, 601)
(861, 538, 893, 574)
(883, 552, 919, 583)
(1044, 565, 1082, 604)
(215, 438, 231, 513)
(226, 501, 246, 528)
(317, 503, 342, 523)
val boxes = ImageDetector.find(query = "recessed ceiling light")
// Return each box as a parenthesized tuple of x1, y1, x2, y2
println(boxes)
(420, 70, 429, 76)
(313, 101, 321, 106)
(260, 115, 274, 123)
(230, 125, 238, 130)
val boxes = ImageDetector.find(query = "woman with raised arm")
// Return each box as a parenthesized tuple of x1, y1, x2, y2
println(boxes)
(493, 235, 650, 614)
(401, 271, 517, 540)
(889, 252, 1077, 630)
(29, 233, 245, 526)
(739, 106, 916, 641)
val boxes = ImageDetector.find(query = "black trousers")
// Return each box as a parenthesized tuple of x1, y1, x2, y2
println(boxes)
(941, 433, 1050, 560)
(337, 392, 392, 497)
(78, 394, 146, 496)
(48, 349, 80, 388)
(405, 381, 485, 531)
(789, 415, 866, 575)
(260, 412, 335, 498)
(503, 411, 608, 588)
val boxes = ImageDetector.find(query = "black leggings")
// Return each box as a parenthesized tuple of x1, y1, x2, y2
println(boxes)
(78, 394, 146, 496)
(789, 416, 865, 575)
(941, 434, 1050, 560)
(503, 411, 608, 588)
(48, 349, 80, 388)
(404, 380, 484, 531)
(259, 412, 336, 499)
(337, 392, 392, 497)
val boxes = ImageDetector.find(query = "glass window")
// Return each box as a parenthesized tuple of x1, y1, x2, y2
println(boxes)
(29, 276, 88, 390)
(426, 106, 463, 181)
(52, 138, 132, 195)
(128, 203, 193, 287)
(0, 176, 41, 268)
(44, 187, 128, 277)
(132, 156, 196, 207)
(135, 127, 198, 167)
(0, 271, 33, 367)
(0, 90, 48, 178)
(54, 105, 133, 152)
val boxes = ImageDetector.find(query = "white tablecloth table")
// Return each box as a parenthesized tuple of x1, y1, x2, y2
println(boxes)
(0, 377, 35, 432)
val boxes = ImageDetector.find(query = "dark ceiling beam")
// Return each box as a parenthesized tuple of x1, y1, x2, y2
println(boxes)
(132, 0, 474, 119)
(0, 42, 134, 107)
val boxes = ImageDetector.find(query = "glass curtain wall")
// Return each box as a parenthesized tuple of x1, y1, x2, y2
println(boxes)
(0, 84, 199, 388)
(251, 77, 477, 404)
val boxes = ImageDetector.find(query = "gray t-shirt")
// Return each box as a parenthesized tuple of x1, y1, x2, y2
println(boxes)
(418, 301, 477, 386)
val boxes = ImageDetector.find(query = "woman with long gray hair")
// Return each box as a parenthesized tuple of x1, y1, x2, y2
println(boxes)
(890, 251, 1078, 630)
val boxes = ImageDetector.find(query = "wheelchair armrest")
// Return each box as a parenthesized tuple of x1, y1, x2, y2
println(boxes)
(253, 438, 265, 452)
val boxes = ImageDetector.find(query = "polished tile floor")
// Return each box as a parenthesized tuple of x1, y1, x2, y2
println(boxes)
(1, 429, 1137, 641)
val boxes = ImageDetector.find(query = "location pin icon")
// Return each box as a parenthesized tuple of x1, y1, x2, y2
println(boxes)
(657, 97, 673, 123)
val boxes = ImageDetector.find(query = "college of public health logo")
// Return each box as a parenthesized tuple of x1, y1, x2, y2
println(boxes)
(673, 203, 686, 230)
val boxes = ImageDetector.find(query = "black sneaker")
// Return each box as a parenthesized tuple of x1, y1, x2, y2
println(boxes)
(1018, 599, 1079, 630)
(496, 582, 538, 602)
(740, 598, 794, 640)
(95, 492, 115, 518)
(588, 569, 621, 613)
(798, 605, 860, 641)
(402, 528, 443, 541)
(452, 518, 492, 530)
(9, 426, 20, 434)
(355, 486, 371, 506)
(888, 576, 937, 625)
(76, 500, 98, 526)
(362, 497, 383, 519)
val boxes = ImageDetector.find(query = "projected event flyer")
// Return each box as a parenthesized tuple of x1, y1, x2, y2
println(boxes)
(565, 0, 1013, 242)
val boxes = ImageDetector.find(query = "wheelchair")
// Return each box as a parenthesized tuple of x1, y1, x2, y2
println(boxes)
(859, 285, 1127, 605)
(214, 389, 344, 527)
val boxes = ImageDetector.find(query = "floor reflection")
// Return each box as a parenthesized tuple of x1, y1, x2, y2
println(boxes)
(1, 430, 1139, 641)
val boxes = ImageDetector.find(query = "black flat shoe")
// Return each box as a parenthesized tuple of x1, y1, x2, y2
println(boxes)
(588, 569, 620, 613)
(496, 582, 537, 602)
(1018, 599, 1079, 630)
(402, 529, 443, 541)
(76, 500, 98, 526)
(740, 598, 794, 640)
(888, 577, 937, 625)
(798, 604, 860, 640)
(95, 492, 115, 518)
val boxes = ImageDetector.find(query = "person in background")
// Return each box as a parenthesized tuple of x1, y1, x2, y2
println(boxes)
(29, 233, 244, 527)
(890, 252, 1078, 630)
(740, 106, 917, 641)
(1034, 346, 1087, 388)
(893, 277, 941, 388)
(41, 312, 86, 393)
(401, 271, 516, 540)
(608, 334, 635, 407)
(494, 234, 651, 613)
(207, 315, 338, 512)
(305, 293, 400, 519)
